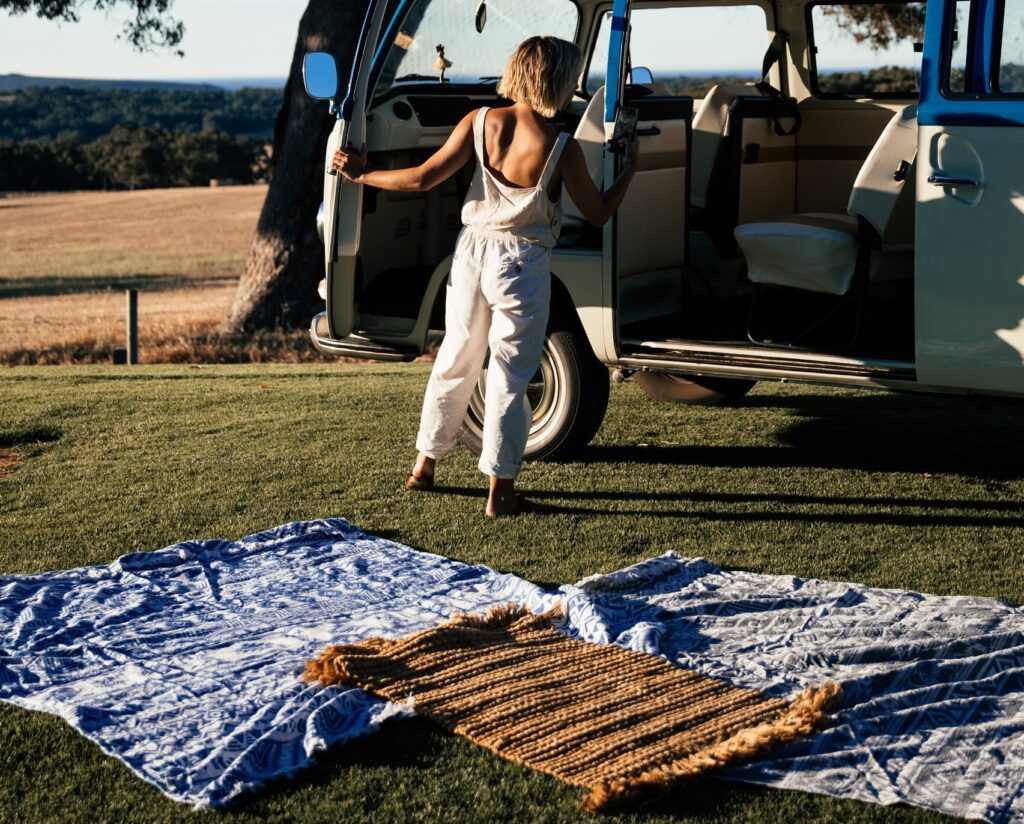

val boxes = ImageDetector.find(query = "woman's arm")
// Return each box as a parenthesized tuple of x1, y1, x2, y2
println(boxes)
(560, 135, 639, 227)
(331, 109, 477, 192)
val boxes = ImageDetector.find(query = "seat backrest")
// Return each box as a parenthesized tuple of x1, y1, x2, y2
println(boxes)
(690, 83, 762, 209)
(848, 104, 918, 250)
(561, 86, 605, 224)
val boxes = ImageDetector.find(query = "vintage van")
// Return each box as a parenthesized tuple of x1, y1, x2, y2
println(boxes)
(302, 0, 1024, 460)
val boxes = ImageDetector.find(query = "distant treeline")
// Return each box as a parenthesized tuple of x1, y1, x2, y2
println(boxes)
(658, 66, 924, 97)
(662, 64, 1024, 97)
(0, 127, 266, 192)
(0, 86, 281, 142)
(0, 86, 281, 192)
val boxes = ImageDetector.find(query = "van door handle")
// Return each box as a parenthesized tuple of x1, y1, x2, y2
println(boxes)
(928, 172, 981, 188)
(636, 126, 661, 137)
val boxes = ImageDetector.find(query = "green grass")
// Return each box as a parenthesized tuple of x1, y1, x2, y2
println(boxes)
(2, 363, 1022, 823)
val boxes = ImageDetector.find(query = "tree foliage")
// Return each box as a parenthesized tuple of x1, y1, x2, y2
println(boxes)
(0, 0, 184, 53)
(0, 128, 267, 191)
(820, 2, 927, 51)
(0, 86, 282, 142)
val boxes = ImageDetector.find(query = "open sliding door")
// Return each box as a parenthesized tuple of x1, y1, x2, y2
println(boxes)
(916, 0, 1024, 394)
(324, 0, 392, 340)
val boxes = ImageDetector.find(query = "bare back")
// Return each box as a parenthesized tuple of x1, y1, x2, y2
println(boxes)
(480, 104, 562, 201)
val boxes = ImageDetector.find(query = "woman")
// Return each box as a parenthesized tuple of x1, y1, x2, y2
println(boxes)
(332, 36, 639, 517)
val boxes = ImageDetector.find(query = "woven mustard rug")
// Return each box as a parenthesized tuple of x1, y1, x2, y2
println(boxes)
(305, 604, 839, 811)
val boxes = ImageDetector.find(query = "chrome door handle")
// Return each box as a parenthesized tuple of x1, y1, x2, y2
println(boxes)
(928, 172, 981, 188)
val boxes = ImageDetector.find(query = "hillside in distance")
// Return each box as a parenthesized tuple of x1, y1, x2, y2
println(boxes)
(0, 73, 220, 93)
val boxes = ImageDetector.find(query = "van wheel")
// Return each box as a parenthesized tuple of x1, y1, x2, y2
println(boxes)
(459, 321, 609, 461)
(634, 372, 756, 405)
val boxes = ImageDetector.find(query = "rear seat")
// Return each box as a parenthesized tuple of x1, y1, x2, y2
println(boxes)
(690, 84, 801, 254)
(734, 104, 918, 296)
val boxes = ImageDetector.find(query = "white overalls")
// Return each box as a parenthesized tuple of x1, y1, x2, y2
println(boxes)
(415, 107, 570, 478)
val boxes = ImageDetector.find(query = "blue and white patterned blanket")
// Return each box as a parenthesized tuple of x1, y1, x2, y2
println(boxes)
(1, 520, 1022, 822)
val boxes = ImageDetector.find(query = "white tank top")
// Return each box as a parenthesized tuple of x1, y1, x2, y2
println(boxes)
(460, 107, 570, 249)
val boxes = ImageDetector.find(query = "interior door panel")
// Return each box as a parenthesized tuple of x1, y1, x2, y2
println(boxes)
(615, 96, 692, 323)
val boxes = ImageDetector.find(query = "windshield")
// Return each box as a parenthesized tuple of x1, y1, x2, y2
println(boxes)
(375, 0, 579, 93)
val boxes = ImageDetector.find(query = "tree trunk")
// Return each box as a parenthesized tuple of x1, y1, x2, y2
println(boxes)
(224, 0, 370, 332)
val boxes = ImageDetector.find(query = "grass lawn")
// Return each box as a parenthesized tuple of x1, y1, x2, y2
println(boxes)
(2, 363, 1022, 823)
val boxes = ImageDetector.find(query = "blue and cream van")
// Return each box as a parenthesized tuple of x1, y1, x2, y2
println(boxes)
(303, 0, 1024, 459)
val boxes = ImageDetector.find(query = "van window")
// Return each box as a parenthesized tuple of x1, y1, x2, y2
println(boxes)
(375, 0, 578, 94)
(997, 3, 1024, 93)
(585, 5, 770, 96)
(945, 0, 971, 93)
(809, 2, 925, 97)
(943, 0, 1022, 97)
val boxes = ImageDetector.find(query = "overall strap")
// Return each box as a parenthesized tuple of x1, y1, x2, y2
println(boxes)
(539, 132, 570, 190)
(473, 107, 491, 162)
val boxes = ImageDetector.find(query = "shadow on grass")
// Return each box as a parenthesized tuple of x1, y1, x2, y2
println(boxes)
(584, 392, 1024, 481)
(0, 425, 61, 449)
(223, 717, 444, 813)
(435, 483, 1024, 528)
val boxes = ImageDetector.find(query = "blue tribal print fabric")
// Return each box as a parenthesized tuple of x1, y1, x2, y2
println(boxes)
(0, 520, 556, 807)
(1, 519, 1022, 822)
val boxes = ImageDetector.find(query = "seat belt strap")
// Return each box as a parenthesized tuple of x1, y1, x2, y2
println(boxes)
(758, 29, 790, 91)
(753, 29, 801, 136)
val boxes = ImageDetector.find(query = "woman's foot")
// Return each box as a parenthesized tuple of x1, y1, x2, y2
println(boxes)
(486, 493, 533, 518)
(486, 477, 521, 517)
(405, 453, 436, 492)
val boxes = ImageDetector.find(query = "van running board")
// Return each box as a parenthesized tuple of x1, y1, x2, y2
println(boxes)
(619, 339, 917, 382)
(310, 313, 417, 362)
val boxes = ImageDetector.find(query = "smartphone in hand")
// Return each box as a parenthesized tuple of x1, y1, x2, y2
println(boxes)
(609, 106, 638, 153)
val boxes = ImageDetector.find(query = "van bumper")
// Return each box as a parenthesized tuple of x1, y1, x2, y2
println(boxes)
(309, 313, 417, 362)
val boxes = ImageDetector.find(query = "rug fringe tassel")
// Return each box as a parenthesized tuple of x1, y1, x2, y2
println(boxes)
(448, 602, 564, 629)
(303, 603, 563, 686)
(581, 681, 842, 813)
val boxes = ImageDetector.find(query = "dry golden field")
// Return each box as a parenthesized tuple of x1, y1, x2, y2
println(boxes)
(0, 185, 291, 364)
(0, 186, 267, 282)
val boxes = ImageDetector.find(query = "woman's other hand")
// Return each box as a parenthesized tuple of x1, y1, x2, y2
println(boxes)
(331, 147, 368, 181)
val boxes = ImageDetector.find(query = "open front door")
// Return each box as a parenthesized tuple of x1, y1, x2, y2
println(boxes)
(916, 0, 1024, 394)
(323, 0, 392, 340)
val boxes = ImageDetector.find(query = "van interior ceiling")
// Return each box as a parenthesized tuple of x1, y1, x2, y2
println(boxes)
(352, 0, 921, 364)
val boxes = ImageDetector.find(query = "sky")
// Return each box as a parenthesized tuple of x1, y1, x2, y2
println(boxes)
(0, 1, 917, 82)
(0, 0, 308, 81)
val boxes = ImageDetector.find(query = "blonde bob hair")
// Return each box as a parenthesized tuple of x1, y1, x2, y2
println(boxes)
(497, 36, 582, 118)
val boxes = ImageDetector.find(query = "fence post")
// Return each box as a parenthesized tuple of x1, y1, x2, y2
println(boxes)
(126, 289, 138, 366)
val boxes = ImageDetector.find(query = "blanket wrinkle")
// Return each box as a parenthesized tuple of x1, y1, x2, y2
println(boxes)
(2, 525, 1024, 821)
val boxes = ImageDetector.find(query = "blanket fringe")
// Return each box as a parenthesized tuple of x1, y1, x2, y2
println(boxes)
(580, 681, 842, 812)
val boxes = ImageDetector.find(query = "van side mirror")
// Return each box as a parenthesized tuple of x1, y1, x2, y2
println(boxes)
(630, 66, 654, 85)
(303, 52, 339, 101)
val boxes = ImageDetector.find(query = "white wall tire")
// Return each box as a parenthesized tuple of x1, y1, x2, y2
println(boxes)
(459, 322, 609, 461)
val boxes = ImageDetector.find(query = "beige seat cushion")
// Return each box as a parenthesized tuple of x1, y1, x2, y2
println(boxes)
(734, 214, 859, 295)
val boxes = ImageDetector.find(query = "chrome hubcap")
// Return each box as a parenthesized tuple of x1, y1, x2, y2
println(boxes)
(468, 345, 559, 437)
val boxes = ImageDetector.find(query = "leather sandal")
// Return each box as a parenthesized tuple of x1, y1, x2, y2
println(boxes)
(403, 473, 434, 492)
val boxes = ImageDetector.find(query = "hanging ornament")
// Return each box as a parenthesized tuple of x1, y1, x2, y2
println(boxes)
(433, 44, 453, 84)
